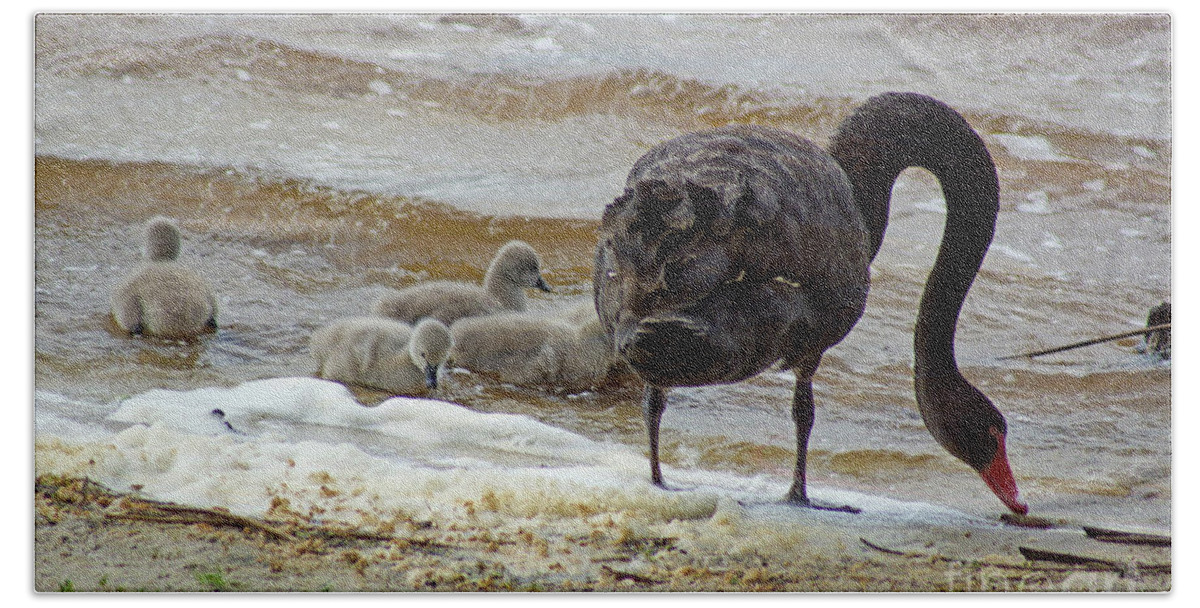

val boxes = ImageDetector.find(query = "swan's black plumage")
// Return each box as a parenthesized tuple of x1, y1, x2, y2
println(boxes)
(594, 92, 1027, 514)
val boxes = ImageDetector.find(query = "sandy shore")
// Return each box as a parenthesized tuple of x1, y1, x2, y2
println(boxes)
(33, 475, 1169, 593)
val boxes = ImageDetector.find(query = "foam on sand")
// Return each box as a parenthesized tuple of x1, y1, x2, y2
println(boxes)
(38, 378, 720, 526)
(36, 377, 1093, 572)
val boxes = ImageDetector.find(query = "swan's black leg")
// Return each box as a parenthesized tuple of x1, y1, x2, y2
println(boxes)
(786, 365, 860, 513)
(643, 384, 667, 487)
(785, 371, 816, 504)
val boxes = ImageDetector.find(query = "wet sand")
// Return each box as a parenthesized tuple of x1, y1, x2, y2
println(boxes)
(34, 475, 1169, 593)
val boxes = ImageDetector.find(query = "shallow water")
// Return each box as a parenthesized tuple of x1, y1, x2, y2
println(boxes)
(34, 13, 1170, 540)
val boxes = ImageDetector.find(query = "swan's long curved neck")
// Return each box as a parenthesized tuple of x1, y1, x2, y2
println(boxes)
(828, 93, 999, 380)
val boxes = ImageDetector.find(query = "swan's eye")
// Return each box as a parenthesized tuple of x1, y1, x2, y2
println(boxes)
(988, 426, 1005, 444)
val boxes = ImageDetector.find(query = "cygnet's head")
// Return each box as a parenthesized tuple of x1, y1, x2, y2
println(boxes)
(409, 318, 453, 389)
(144, 216, 182, 262)
(492, 240, 552, 292)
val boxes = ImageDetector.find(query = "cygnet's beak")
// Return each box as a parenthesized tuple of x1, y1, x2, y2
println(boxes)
(535, 276, 553, 293)
(424, 363, 439, 390)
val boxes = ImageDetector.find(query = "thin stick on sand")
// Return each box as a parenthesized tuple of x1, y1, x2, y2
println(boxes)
(1082, 526, 1171, 547)
(859, 538, 1170, 575)
(999, 323, 1170, 360)
(105, 497, 298, 542)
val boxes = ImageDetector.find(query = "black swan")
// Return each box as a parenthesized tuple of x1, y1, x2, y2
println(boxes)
(111, 216, 218, 339)
(593, 92, 1027, 514)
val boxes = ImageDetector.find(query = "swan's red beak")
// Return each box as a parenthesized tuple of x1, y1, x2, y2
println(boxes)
(979, 429, 1027, 514)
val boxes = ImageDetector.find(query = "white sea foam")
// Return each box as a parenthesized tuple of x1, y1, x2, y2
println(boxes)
(1017, 191, 1052, 214)
(386, 49, 444, 60)
(38, 378, 718, 525)
(990, 244, 1036, 265)
(34, 378, 1005, 534)
(537, 38, 564, 53)
(991, 134, 1075, 163)
(368, 80, 393, 96)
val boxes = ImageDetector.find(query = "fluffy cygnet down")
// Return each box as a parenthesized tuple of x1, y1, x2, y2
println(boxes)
(447, 301, 620, 391)
(372, 240, 551, 325)
(111, 216, 218, 339)
(311, 316, 452, 396)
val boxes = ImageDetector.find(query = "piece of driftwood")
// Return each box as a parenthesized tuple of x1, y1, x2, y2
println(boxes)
(859, 538, 908, 556)
(860, 538, 1169, 576)
(1000, 324, 1170, 360)
(105, 497, 297, 542)
(999, 512, 1170, 546)
(859, 538, 1056, 569)
(1082, 526, 1171, 547)
(999, 512, 1062, 529)
(1018, 546, 1170, 576)
(53, 475, 445, 550)
(1018, 546, 1121, 569)
(591, 554, 636, 564)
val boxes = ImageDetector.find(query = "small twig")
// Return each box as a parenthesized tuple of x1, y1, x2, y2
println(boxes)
(1082, 526, 1171, 547)
(858, 538, 1168, 575)
(314, 527, 398, 542)
(106, 498, 297, 542)
(1018, 546, 1119, 568)
(591, 555, 635, 564)
(1021, 546, 1174, 577)
(999, 512, 1063, 529)
(859, 537, 908, 555)
(999, 324, 1170, 360)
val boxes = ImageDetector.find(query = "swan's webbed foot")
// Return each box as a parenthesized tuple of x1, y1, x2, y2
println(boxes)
(796, 498, 861, 514)
(650, 480, 690, 494)
(785, 487, 861, 513)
